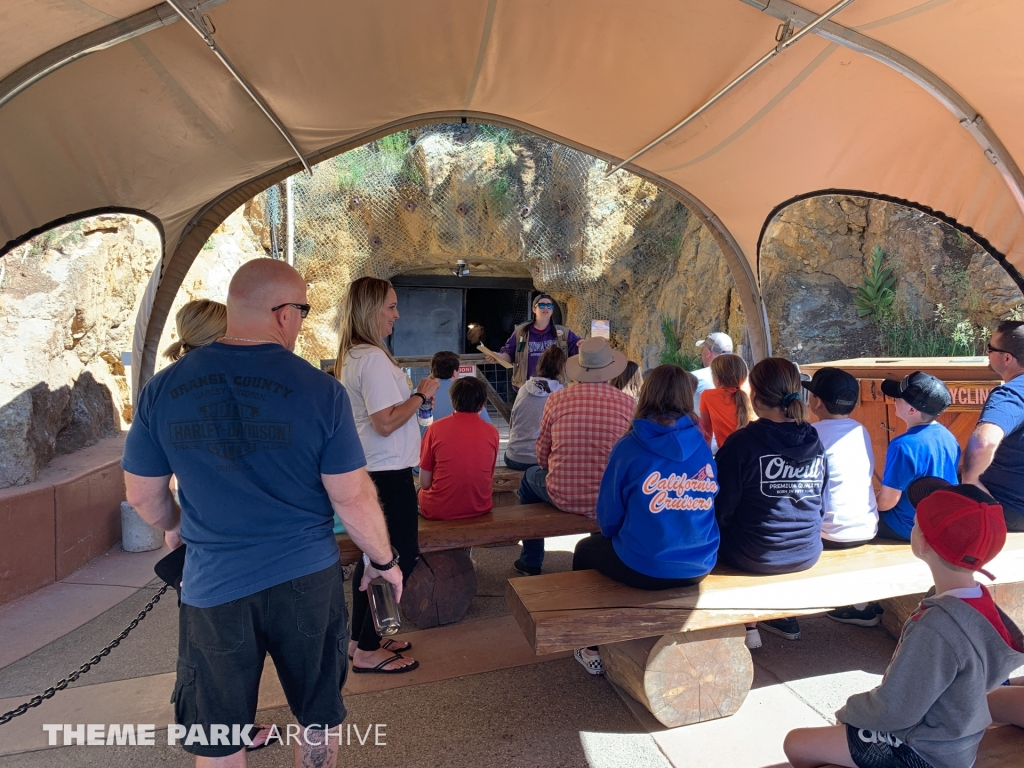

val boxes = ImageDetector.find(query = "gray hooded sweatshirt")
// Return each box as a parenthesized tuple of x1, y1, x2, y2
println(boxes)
(837, 590, 1024, 768)
(505, 377, 562, 465)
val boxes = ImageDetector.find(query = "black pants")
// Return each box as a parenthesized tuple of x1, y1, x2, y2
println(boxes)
(351, 468, 419, 652)
(875, 515, 909, 542)
(572, 533, 708, 591)
(1005, 507, 1024, 533)
(822, 538, 872, 550)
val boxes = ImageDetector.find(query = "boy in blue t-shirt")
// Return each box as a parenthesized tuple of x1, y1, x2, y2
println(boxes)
(876, 372, 960, 540)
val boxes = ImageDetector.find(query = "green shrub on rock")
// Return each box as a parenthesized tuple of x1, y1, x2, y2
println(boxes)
(660, 317, 700, 371)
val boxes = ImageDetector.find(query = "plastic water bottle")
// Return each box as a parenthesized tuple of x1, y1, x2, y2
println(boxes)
(416, 399, 433, 428)
(367, 577, 402, 636)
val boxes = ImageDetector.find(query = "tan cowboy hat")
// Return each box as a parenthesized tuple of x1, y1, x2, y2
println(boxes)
(565, 337, 628, 383)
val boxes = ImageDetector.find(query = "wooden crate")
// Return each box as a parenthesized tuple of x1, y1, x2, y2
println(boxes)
(801, 357, 1003, 479)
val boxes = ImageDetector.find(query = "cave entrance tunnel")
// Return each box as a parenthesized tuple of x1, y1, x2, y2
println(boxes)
(388, 274, 541, 405)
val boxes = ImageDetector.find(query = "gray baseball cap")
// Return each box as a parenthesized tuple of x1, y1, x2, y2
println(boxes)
(695, 332, 733, 354)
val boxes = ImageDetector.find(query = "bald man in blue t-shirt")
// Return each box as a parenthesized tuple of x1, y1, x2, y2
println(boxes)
(123, 259, 398, 767)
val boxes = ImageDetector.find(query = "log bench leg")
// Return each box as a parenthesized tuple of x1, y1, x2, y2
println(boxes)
(878, 593, 926, 640)
(601, 625, 753, 728)
(880, 582, 1024, 641)
(400, 550, 478, 629)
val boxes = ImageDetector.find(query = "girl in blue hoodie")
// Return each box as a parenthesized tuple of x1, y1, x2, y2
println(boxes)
(572, 364, 720, 675)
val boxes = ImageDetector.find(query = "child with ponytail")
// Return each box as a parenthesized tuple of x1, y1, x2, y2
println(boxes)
(162, 299, 227, 361)
(713, 357, 827, 649)
(699, 354, 754, 448)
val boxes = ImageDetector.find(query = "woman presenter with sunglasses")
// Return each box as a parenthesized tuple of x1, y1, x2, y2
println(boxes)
(484, 294, 581, 393)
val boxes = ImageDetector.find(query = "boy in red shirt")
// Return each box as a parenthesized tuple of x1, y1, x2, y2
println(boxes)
(419, 376, 499, 520)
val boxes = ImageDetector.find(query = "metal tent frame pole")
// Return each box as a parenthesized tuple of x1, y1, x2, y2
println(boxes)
(742, 0, 1024, 217)
(606, 0, 855, 176)
(165, 0, 312, 176)
(285, 176, 295, 266)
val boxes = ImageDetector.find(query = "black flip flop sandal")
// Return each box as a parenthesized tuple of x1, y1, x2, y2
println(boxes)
(348, 638, 412, 660)
(246, 724, 274, 751)
(351, 653, 420, 675)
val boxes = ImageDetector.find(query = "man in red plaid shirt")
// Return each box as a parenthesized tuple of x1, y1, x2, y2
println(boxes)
(515, 338, 635, 575)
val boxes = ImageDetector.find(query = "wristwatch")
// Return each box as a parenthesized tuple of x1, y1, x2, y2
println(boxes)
(365, 547, 400, 571)
(411, 392, 428, 405)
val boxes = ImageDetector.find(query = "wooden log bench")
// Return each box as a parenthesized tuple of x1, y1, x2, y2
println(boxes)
(506, 535, 1024, 728)
(339, 502, 599, 628)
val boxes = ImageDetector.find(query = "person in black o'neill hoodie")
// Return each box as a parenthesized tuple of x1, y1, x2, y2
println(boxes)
(714, 357, 827, 650)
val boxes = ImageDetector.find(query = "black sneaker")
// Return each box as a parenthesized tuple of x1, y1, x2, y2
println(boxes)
(513, 559, 542, 576)
(827, 603, 883, 627)
(757, 617, 801, 640)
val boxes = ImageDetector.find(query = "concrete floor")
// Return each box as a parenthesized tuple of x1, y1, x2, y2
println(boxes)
(0, 532, 923, 768)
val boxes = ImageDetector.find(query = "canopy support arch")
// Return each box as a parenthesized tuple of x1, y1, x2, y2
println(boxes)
(607, 0, 856, 176)
(0, 0, 226, 111)
(132, 112, 772, 400)
(741, 0, 1024, 217)
(756, 188, 1024, 294)
(164, 0, 312, 175)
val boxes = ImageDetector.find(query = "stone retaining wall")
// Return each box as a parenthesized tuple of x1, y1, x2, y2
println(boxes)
(0, 434, 126, 607)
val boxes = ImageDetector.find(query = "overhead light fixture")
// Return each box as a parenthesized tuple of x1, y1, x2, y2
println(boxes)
(452, 259, 470, 277)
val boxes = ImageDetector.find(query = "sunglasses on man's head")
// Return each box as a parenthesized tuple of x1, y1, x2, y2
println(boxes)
(987, 343, 1012, 355)
(271, 303, 311, 318)
(535, 302, 554, 310)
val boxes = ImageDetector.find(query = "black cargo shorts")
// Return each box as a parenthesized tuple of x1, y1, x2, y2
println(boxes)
(172, 561, 348, 758)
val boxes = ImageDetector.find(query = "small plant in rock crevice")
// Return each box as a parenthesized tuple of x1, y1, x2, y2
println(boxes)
(857, 245, 994, 357)
(854, 245, 895, 319)
(659, 316, 700, 371)
(483, 173, 515, 217)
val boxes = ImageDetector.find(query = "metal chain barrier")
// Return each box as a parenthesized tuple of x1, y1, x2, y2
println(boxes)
(0, 583, 169, 726)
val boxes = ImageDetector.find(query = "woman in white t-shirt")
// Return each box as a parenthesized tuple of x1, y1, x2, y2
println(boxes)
(337, 276, 439, 674)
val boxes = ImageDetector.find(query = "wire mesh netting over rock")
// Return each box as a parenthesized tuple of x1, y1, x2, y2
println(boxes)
(242, 123, 746, 368)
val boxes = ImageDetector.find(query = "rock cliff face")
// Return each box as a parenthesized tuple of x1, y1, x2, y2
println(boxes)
(0, 209, 264, 489)
(243, 126, 745, 369)
(762, 195, 1022, 363)
(0, 216, 159, 488)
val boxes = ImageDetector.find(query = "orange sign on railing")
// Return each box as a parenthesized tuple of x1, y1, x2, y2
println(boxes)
(865, 379, 999, 410)
(945, 383, 997, 407)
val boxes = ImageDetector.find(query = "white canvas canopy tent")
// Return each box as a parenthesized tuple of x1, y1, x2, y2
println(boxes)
(2, 0, 1023, 394)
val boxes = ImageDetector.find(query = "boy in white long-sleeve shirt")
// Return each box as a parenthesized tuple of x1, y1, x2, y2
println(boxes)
(803, 367, 882, 627)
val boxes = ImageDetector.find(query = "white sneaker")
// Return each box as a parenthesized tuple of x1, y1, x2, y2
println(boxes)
(745, 627, 762, 650)
(574, 648, 605, 675)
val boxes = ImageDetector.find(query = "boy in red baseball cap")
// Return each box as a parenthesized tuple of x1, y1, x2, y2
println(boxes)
(784, 478, 1024, 768)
